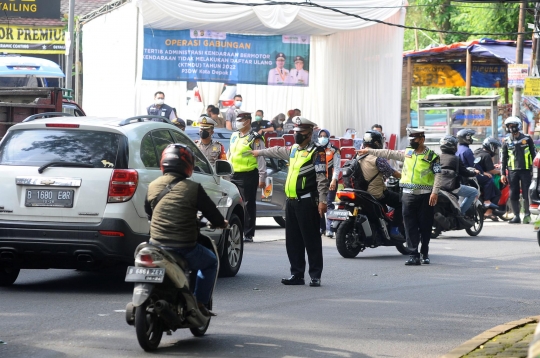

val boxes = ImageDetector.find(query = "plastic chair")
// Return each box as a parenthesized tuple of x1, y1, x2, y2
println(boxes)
(288, 130, 295, 134)
(330, 139, 340, 148)
(268, 137, 285, 148)
(387, 134, 397, 150)
(340, 138, 354, 148)
(340, 146, 356, 160)
(264, 132, 277, 143)
(282, 134, 295, 146)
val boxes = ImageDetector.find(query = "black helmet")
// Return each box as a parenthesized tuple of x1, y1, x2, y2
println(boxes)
(439, 135, 458, 154)
(160, 143, 195, 178)
(363, 130, 383, 149)
(482, 137, 502, 156)
(456, 128, 476, 145)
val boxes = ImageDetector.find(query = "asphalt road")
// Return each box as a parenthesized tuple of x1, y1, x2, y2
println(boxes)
(1, 218, 540, 358)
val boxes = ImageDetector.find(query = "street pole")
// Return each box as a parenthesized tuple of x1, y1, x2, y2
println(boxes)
(65, 0, 75, 90)
(512, 1, 526, 123)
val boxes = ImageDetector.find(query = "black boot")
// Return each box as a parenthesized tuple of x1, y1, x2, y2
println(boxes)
(405, 256, 421, 266)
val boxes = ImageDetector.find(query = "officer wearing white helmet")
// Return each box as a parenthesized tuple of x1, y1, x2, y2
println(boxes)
(195, 116, 226, 166)
(252, 116, 329, 287)
(501, 116, 536, 224)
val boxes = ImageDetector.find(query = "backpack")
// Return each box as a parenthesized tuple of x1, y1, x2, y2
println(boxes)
(341, 154, 378, 190)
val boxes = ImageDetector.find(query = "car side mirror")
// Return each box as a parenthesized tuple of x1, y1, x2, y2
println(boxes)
(215, 160, 233, 176)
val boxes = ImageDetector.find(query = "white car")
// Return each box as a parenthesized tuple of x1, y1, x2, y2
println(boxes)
(0, 115, 245, 285)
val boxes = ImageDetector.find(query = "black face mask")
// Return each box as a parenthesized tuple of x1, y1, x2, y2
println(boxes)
(510, 126, 519, 134)
(295, 132, 309, 145)
(200, 130, 210, 139)
(409, 139, 420, 149)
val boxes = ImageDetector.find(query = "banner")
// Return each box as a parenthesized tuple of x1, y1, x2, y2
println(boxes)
(412, 64, 506, 88)
(0, 0, 60, 19)
(143, 29, 310, 86)
(0, 25, 65, 54)
(524, 77, 540, 96)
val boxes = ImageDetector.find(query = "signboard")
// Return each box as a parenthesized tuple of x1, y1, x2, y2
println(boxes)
(143, 29, 310, 86)
(508, 64, 529, 88)
(0, 0, 60, 19)
(0, 25, 65, 54)
(524, 77, 540, 96)
(412, 64, 506, 88)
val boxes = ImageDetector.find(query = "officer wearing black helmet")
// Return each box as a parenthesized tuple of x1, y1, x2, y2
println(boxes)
(501, 116, 536, 224)
(145, 144, 228, 317)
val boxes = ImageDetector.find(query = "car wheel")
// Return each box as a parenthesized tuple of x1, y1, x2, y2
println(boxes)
(273, 216, 286, 228)
(0, 266, 20, 287)
(219, 213, 243, 277)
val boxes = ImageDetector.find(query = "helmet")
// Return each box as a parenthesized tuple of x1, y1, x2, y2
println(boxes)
(456, 128, 476, 145)
(160, 143, 195, 178)
(363, 130, 384, 149)
(439, 135, 458, 154)
(504, 116, 522, 131)
(482, 137, 502, 156)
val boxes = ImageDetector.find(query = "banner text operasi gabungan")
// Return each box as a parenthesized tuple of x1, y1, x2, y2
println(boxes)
(164, 39, 251, 49)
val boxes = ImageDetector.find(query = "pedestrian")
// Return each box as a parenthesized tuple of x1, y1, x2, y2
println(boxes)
(501, 117, 536, 224)
(251, 110, 274, 135)
(195, 116, 226, 166)
(282, 110, 296, 133)
(206, 104, 216, 116)
(252, 116, 329, 287)
(227, 111, 267, 242)
(147, 91, 177, 121)
(210, 107, 226, 128)
(225, 94, 243, 131)
(271, 113, 286, 134)
(357, 128, 441, 265)
(317, 129, 341, 238)
(371, 124, 386, 147)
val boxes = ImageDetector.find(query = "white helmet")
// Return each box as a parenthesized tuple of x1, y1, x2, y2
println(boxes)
(504, 116, 522, 131)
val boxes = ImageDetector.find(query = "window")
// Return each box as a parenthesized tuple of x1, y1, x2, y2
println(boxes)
(140, 133, 158, 168)
(62, 104, 85, 117)
(170, 130, 212, 174)
(152, 130, 175, 159)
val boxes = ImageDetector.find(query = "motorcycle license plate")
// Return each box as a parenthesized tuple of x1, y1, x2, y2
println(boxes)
(125, 266, 165, 283)
(326, 209, 350, 221)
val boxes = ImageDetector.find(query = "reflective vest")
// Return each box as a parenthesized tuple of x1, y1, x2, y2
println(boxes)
(285, 144, 318, 198)
(229, 132, 258, 172)
(400, 147, 439, 190)
(324, 145, 339, 179)
(506, 135, 532, 170)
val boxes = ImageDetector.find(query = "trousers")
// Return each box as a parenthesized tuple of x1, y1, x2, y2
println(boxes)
(456, 184, 478, 214)
(378, 190, 403, 227)
(231, 169, 259, 237)
(286, 196, 323, 279)
(508, 170, 532, 215)
(477, 174, 500, 204)
(402, 193, 434, 257)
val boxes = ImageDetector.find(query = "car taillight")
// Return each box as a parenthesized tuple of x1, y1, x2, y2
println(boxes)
(534, 155, 540, 168)
(336, 191, 356, 201)
(45, 123, 80, 128)
(99, 230, 125, 237)
(108, 169, 138, 203)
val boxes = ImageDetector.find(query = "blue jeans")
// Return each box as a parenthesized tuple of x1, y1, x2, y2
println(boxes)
(456, 185, 478, 215)
(171, 243, 217, 305)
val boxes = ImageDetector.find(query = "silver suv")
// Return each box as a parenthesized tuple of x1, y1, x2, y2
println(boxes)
(0, 115, 245, 285)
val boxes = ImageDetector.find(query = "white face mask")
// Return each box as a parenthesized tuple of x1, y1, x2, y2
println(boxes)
(235, 101, 242, 108)
(236, 121, 245, 130)
(318, 137, 329, 146)
(155, 98, 164, 105)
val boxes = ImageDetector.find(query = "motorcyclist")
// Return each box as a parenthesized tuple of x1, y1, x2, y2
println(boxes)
(439, 135, 479, 217)
(456, 128, 500, 217)
(473, 137, 503, 220)
(359, 130, 404, 240)
(144, 144, 228, 317)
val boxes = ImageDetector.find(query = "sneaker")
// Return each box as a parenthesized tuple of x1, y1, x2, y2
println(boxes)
(244, 236, 253, 242)
(420, 254, 430, 265)
(325, 230, 334, 238)
(405, 256, 421, 266)
(309, 278, 321, 287)
(523, 215, 531, 224)
(509, 216, 521, 224)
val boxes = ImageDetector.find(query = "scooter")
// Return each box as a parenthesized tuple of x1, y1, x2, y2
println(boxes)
(125, 219, 222, 351)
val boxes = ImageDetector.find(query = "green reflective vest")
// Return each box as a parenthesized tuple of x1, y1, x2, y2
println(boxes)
(229, 132, 258, 172)
(400, 147, 439, 190)
(285, 144, 317, 198)
(506, 136, 532, 170)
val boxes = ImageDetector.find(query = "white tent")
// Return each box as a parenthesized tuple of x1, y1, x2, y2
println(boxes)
(82, 0, 406, 138)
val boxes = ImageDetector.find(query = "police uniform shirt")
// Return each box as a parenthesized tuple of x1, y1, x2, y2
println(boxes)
(287, 69, 309, 86)
(251, 120, 272, 133)
(196, 140, 225, 166)
(473, 148, 495, 173)
(147, 104, 176, 120)
(267, 67, 289, 85)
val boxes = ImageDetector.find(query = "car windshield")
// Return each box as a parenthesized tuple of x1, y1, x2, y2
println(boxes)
(0, 129, 120, 168)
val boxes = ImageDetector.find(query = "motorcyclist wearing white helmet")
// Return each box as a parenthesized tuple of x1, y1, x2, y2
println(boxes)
(501, 116, 536, 224)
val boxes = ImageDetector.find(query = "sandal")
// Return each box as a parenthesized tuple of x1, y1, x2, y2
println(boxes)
(484, 214, 499, 222)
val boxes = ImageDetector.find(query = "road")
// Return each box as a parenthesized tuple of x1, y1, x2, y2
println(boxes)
(1, 218, 540, 358)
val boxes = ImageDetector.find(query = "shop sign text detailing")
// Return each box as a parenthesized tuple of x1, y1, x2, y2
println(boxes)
(508, 64, 529, 88)
(143, 29, 310, 86)
(412, 64, 507, 88)
(0, 25, 65, 54)
(0, 0, 60, 19)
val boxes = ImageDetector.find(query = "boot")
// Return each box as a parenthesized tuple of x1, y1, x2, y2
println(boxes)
(523, 214, 531, 224)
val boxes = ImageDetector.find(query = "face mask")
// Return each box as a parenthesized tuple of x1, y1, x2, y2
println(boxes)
(510, 126, 519, 133)
(409, 140, 420, 149)
(318, 137, 329, 146)
(295, 132, 309, 145)
(155, 99, 164, 105)
(235, 101, 242, 108)
(200, 130, 210, 139)
(236, 121, 245, 130)
(279, 119, 285, 122)
(255, 116, 262, 121)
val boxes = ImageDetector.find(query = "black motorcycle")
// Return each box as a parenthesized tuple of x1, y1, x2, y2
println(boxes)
(328, 186, 411, 258)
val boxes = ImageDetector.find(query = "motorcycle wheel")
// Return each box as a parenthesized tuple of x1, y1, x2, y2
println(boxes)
(335, 219, 362, 258)
(135, 296, 164, 351)
(466, 205, 484, 236)
(498, 202, 514, 222)
(190, 299, 212, 337)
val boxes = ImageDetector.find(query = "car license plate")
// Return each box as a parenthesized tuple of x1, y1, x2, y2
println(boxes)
(25, 189, 74, 208)
(125, 266, 165, 283)
(326, 209, 350, 221)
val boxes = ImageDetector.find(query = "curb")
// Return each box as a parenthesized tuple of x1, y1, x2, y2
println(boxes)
(440, 316, 540, 358)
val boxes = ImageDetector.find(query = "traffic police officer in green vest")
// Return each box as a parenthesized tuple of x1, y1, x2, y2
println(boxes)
(357, 128, 442, 265)
(252, 117, 329, 287)
(227, 111, 267, 242)
(501, 117, 536, 224)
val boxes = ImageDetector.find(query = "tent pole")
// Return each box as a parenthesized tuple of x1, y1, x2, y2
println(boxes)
(407, 57, 412, 127)
(505, 87, 509, 104)
(466, 49, 472, 96)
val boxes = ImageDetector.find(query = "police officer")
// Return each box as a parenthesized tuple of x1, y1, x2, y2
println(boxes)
(252, 117, 328, 287)
(268, 52, 289, 85)
(172, 118, 186, 131)
(227, 111, 267, 242)
(147, 91, 176, 120)
(287, 56, 309, 86)
(358, 129, 441, 265)
(501, 117, 536, 224)
(195, 116, 226, 166)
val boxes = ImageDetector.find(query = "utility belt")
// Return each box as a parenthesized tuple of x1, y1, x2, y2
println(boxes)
(402, 188, 432, 195)
(287, 191, 319, 203)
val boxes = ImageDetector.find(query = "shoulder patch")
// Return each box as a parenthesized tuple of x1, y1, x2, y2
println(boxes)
(405, 149, 414, 157)
(474, 157, 481, 164)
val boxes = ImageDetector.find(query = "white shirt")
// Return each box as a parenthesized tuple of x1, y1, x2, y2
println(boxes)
(287, 68, 309, 86)
(267, 67, 289, 85)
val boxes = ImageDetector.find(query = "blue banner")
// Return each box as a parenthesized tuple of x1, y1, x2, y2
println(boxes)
(142, 29, 310, 86)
